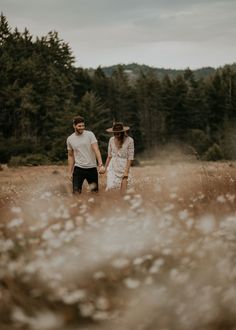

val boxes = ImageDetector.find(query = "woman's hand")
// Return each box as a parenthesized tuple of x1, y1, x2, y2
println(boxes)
(123, 171, 129, 179)
(98, 165, 106, 174)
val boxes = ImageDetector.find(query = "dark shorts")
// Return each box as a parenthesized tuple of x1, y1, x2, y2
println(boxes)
(72, 166, 98, 193)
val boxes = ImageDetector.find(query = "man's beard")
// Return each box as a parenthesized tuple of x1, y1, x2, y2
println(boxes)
(75, 128, 84, 135)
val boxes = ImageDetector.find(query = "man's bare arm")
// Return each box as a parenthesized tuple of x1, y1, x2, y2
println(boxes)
(68, 149, 75, 180)
(91, 142, 103, 166)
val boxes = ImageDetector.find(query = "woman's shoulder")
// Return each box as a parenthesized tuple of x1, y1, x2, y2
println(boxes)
(126, 136, 134, 143)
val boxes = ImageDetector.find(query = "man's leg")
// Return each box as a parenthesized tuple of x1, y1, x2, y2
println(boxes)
(72, 167, 85, 194)
(86, 168, 99, 192)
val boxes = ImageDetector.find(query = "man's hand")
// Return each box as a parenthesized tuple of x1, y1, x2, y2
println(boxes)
(67, 173, 73, 181)
(98, 165, 106, 174)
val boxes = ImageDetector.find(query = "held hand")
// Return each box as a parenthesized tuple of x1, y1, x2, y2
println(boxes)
(121, 175, 128, 191)
(67, 173, 73, 181)
(98, 165, 106, 174)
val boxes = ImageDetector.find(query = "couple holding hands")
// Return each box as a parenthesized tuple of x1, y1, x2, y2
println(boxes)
(67, 116, 134, 194)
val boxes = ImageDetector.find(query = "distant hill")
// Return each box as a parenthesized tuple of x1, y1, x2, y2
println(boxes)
(99, 63, 221, 80)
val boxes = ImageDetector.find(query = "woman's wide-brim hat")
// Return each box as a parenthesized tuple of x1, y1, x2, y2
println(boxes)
(106, 122, 130, 133)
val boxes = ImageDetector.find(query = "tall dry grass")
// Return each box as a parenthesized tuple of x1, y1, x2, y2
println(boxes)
(0, 162, 236, 330)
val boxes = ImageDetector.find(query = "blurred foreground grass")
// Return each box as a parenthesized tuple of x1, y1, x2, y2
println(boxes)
(0, 162, 236, 330)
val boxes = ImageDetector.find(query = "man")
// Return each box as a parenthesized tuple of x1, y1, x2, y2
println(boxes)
(66, 116, 105, 194)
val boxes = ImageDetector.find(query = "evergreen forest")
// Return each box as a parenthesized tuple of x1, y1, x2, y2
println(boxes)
(1, 14, 236, 165)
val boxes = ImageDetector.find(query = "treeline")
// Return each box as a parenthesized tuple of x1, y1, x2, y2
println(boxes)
(1, 13, 236, 165)
(101, 63, 216, 81)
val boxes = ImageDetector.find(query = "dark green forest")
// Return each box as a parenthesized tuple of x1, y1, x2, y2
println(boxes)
(1, 14, 236, 166)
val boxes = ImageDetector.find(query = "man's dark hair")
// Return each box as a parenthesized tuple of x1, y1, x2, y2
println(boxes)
(73, 116, 85, 125)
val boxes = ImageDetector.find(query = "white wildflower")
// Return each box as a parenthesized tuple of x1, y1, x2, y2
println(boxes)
(123, 194, 131, 201)
(144, 276, 154, 285)
(170, 193, 177, 199)
(51, 223, 61, 231)
(163, 204, 175, 212)
(162, 248, 172, 255)
(40, 191, 52, 199)
(170, 268, 178, 279)
(51, 256, 65, 267)
(96, 297, 110, 310)
(196, 215, 216, 234)
(186, 218, 194, 229)
(79, 302, 95, 317)
(42, 229, 54, 240)
(111, 257, 130, 269)
(7, 218, 24, 228)
(80, 204, 88, 214)
(64, 220, 74, 231)
(198, 192, 205, 199)
(61, 210, 70, 219)
(216, 195, 226, 203)
(63, 290, 87, 304)
(11, 206, 22, 213)
(126, 187, 135, 194)
(30, 311, 64, 330)
(226, 193, 235, 202)
(75, 216, 84, 226)
(124, 278, 141, 289)
(29, 226, 38, 232)
(92, 311, 109, 321)
(130, 194, 143, 210)
(220, 216, 236, 231)
(39, 212, 48, 221)
(149, 258, 165, 274)
(34, 249, 45, 257)
(133, 257, 145, 266)
(12, 307, 29, 323)
(178, 209, 189, 220)
(16, 233, 24, 239)
(0, 239, 14, 252)
(48, 238, 62, 249)
(93, 271, 106, 279)
(24, 262, 38, 274)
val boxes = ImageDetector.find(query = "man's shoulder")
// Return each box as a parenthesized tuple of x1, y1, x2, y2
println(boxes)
(84, 130, 97, 142)
(84, 130, 94, 136)
(67, 132, 76, 140)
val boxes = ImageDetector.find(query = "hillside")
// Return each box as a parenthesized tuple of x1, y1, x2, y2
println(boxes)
(99, 62, 235, 80)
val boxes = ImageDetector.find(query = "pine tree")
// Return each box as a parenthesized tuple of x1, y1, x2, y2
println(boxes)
(135, 70, 165, 149)
(169, 74, 188, 140)
(77, 91, 111, 155)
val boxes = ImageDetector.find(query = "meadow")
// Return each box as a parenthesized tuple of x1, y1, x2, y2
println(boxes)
(0, 161, 236, 330)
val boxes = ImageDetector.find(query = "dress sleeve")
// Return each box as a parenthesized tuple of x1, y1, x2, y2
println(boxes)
(107, 138, 112, 157)
(108, 138, 112, 157)
(127, 138, 134, 160)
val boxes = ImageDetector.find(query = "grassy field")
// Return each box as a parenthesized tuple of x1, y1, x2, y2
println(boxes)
(0, 162, 236, 330)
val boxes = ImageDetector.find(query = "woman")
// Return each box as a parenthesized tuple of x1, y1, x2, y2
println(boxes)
(104, 122, 134, 191)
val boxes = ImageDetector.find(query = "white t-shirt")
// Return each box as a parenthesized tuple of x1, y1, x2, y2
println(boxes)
(66, 130, 97, 168)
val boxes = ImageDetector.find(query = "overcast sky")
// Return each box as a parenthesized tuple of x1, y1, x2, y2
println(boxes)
(1, 0, 236, 69)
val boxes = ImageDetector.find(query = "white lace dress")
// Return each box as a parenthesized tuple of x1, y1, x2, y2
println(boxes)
(106, 136, 134, 190)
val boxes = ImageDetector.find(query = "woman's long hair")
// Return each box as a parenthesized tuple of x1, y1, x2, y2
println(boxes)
(114, 132, 127, 148)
